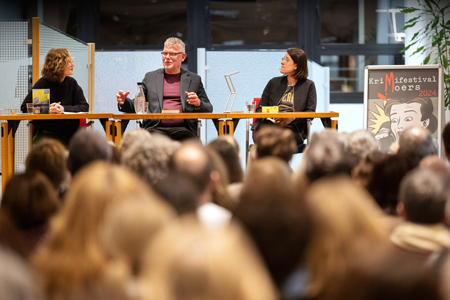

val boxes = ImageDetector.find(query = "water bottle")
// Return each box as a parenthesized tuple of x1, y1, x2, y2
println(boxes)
(134, 82, 145, 114)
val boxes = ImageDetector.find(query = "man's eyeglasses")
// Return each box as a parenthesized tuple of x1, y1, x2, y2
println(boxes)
(161, 52, 184, 58)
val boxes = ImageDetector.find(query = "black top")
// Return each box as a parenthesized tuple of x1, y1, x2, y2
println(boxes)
(21, 76, 89, 138)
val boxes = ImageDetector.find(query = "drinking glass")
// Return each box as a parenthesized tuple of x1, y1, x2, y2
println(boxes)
(27, 103, 33, 114)
(246, 101, 256, 113)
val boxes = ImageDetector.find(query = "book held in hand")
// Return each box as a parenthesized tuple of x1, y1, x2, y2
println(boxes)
(32, 89, 50, 114)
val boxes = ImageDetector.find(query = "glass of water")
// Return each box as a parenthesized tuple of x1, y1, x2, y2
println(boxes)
(246, 101, 256, 113)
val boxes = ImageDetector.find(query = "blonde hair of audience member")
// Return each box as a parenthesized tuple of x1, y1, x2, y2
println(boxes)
(303, 176, 390, 299)
(119, 129, 152, 153)
(32, 162, 160, 300)
(140, 216, 278, 300)
(100, 199, 174, 278)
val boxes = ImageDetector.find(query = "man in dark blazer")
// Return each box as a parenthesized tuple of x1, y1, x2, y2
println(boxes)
(116, 37, 212, 140)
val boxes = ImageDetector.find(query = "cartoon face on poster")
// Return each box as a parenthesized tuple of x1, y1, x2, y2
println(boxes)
(365, 67, 440, 152)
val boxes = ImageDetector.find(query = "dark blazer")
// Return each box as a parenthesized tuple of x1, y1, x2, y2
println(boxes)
(253, 75, 317, 140)
(119, 68, 212, 136)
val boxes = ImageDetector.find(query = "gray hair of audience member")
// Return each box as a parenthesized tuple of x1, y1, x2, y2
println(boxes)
(398, 126, 434, 166)
(67, 129, 112, 176)
(254, 126, 297, 163)
(398, 168, 447, 224)
(347, 129, 379, 168)
(121, 134, 179, 187)
(207, 137, 244, 184)
(119, 129, 151, 153)
(305, 135, 353, 183)
(309, 128, 348, 149)
(164, 37, 185, 53)
(169, 141, 215, 194)
(234, 157, 311, 288)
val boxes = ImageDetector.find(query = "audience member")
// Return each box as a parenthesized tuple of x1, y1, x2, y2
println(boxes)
(443, 121, 450, 161)
(365, 154, 414, 216)
(0, 172, 60, 255)
(108, 141, 121, 164)
(233, 157, 311, 291)
(303, 133, 352, 183)
(335, 245, 442, 300)
(32, 162, 160, 300)
(207, 136, 244, 184)
(419, 155, 450, 179)
(254, 126, 297, 163)
(119, 129, 152, 153)
(121, 134, 179, 188)
(206, 148, 235, 211)
(351, 150, 387, 188)
(153, 171, 201, 215)
(391, 169, 450, 259)
(170, 141, 232, 229)
(398, 126, 435, 167)
(346, 129, 378, 169)
(25, 138, 68, 194)
(303, 176, 390, 299)
(140, 216, 278, 300)
(67, 129, 112, 176)
(100, 197, 174, 287)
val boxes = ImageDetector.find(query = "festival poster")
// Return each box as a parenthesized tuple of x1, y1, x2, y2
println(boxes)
(364, 66, 443, 153)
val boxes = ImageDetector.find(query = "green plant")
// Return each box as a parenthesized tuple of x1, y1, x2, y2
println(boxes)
(399, 0, 450, 108)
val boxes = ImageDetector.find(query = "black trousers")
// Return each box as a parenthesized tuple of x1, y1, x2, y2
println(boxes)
(147, 126, 195, 141)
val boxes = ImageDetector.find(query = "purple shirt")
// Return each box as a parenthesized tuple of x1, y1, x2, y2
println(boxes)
(159, 73, 184, 127)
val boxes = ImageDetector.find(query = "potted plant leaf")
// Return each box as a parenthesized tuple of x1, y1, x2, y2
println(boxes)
(399, 0, 450, 108)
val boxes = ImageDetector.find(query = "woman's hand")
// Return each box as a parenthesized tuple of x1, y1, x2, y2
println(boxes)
(50, 102, 64, 114)
(274, 117, 294, 127)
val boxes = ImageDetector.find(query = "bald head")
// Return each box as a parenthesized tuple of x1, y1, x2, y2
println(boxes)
(419, 156, 450, 178)
(171, 142, 214, 192)
(398, 126, 434, 166)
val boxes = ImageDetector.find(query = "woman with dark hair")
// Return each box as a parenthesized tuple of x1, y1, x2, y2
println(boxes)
(375, 97, 438, 151)
(21, 48, 89, 147)
(252, 48, 317, 145)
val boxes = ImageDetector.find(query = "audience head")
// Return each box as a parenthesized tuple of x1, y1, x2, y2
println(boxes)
(32, 162, 160, 300)
(170, 141, 215, 201)
(347, 129, 378, 168)
(67, 129, 112, 176)
(1, 172, 59, 231)
(153, 172, 201, 215)
(207, 136, 244, 184)
(398, 126, 434, 166)
(254, 126, 297, 163)
(25, 138, 67, 190)
(234, 157, 311, 288)
(443, 121, 450, 161)
(121, 134, 179, 188)
(141, 216, 278, 300)
(419, 155, 450, 178)
(205, 148, 234, 210)
(352, 150, 387, 187)
(305, 131, 352, 183)
(365, 154, 414, 215)
(303, 176, 389, 298)
(100, 198, 174, 277)
(119, 129, 152, 153)
(398, 169, 447, 224)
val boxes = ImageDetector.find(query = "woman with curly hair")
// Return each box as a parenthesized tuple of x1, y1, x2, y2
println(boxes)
(21, 48, 89, 147)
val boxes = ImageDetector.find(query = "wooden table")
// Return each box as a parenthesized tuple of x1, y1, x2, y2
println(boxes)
(0, 113, 113, 193)
(112, 113, 228, 147)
